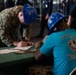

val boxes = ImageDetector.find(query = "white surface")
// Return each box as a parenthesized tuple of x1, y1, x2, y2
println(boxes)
(0, 49, 20, 54)
(0, 46, 32, 54)
(13, 46, 32, 50)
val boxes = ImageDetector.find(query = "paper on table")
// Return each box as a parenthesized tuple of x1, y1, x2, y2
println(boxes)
(13, 46, 32, 50)
(0, 49, 20, 54)
(0, 46, 32, 54)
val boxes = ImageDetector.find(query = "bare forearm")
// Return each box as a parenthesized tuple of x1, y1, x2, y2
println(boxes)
(67, 15, 72, 27)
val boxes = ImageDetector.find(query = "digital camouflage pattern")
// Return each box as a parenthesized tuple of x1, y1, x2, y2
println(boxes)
(0, 5, 31, 47)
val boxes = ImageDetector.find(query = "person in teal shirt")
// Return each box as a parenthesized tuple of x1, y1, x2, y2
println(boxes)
(35, 12, 76, 75)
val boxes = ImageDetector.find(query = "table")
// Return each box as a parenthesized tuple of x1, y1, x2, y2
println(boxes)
(0, 46, 36, 75)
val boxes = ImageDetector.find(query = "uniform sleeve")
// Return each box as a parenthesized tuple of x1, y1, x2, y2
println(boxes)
(0, 27, 14, 47)
(40, 34, 55, 56)
(0, 16, 14, 47)
(23, 25, 31, 39)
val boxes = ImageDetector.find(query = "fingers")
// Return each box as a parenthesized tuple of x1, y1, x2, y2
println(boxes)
(27, 42, 34, 46)
(17, 41, 34, 47)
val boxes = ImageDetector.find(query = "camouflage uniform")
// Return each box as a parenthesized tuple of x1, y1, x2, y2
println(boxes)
(0, 5, 31, 47)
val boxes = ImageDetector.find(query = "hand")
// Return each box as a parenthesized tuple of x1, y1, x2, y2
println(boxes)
(27, 42, 34, 46)
(17, 41, 28, 47)
(17, 41, 34, 47)
(35, 41, 43, 48)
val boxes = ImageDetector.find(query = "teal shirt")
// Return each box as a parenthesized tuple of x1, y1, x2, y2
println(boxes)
(40, 29, 76, 75)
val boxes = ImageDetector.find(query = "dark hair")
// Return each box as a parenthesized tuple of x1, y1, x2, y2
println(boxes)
(51, 18, 68, 32)
(55, 18, 67, 26)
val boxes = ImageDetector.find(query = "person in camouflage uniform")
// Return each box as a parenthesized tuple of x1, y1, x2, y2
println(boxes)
(0, 3, 37, 47)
